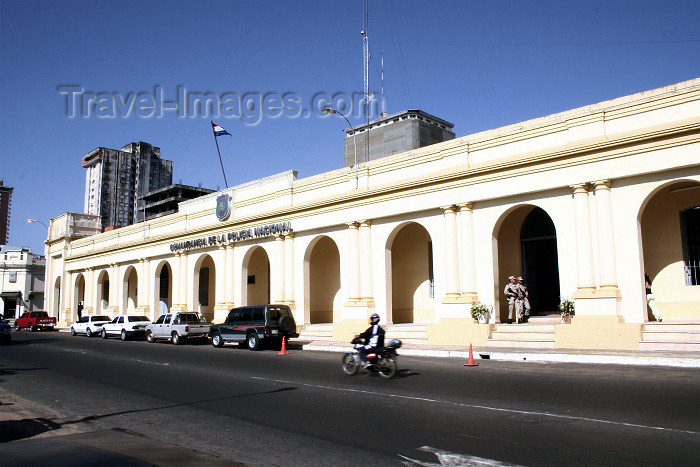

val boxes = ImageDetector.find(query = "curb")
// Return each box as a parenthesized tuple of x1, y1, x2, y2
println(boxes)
(301, 344, 700, 368)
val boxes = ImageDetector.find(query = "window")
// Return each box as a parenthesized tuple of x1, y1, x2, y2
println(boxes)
(681, 206, 700, 286)
(253, 308, 264, 321)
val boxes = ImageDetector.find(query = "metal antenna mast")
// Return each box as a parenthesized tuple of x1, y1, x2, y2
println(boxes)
(362, 0, 369, 163)
(380, 50, 385, 116)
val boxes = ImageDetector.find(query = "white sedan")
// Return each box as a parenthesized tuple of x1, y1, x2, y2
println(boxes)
(101, 315, 151, 340)
(70, 315, 111, 337)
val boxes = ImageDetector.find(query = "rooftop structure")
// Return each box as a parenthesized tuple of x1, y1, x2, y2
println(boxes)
(141, 184, 216, 221)
(343, 110, 455, 167)
(82, 142, 173, 229)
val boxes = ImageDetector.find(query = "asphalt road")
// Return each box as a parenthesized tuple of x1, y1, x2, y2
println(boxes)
(1, 331, 699, 466)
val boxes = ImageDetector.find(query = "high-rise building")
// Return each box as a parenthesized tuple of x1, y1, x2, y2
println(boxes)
(82, 142, 173, 229)
(0, 180, 13, 245)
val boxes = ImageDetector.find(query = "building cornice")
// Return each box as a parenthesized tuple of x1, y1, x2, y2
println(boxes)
(62, 116, 700, 264)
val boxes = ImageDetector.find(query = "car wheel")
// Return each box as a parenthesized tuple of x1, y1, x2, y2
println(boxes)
(172, 332, 181, 345)
(146, 331, 155, 343)
(121, 330, 128, 341)
(86, 327, 93, 338)
(70, 327, 76, 336)
(30, 324, 37, 332)
(14, 323, 20, 331)
(246, 333, 260, 351)
(101, 329, 108, 339)
(212, 333, 224, 348)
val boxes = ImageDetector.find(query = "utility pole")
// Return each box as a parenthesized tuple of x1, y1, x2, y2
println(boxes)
(362, 0, 369, 163)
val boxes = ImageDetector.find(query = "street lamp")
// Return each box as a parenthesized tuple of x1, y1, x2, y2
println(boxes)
(27, 218, 49, 229)
(323, 107, 358, 189)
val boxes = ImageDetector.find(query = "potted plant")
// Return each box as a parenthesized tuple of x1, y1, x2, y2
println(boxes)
(559, 298, 575, 323)
(470, 302, 492, 324)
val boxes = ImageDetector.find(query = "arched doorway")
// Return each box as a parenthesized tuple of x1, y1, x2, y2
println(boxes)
(194, 254, 216, 322)
(73, 273, 85, 320)
(387, 222, 434, 324)
(243, 246, 270, 305)
(97, 270, 109, 314)
(122, 266, 138, 314)
(640, 181, 700, 320)
(495, 205, 561, 321)
(156, 262, 172, 316)
(307, 236, 341, 324)
(521, 207, 561, 313)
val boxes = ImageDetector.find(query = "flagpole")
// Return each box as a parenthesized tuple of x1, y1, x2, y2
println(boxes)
(211, 120, 229, 187)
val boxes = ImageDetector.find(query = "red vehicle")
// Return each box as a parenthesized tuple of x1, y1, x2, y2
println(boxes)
(15, 311, 57, 332)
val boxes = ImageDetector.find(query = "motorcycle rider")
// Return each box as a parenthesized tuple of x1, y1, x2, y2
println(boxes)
(356, 313, 385, 367)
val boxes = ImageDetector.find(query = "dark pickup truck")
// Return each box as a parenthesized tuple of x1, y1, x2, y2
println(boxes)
(14, 311, 57, 331)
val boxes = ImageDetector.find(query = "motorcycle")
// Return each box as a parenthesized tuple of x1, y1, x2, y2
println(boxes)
(342, 337, 402, 379)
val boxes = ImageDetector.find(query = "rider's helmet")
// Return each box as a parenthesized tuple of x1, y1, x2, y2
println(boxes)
(370, 313, 380, 325)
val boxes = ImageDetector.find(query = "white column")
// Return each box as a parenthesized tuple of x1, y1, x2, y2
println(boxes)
(359, 220, 373, 301)
(109, 263, 120, 314)
(284, 233, 295, 305)
(442, 205, 461, 300)
(216, 245, 227, 306)
(347, 222, 361, 301)
(64, 271, 73, 322)
(173, 253, 182, 307)
(458, 203, 478, 301)
(85, 267, 94, 313)
(225, 244, 235, 306)
(273, 234, 285, 303)
(571, 184, 596, 290)
(142, 257, 150, 314)
(137, 259, 146, 309)
(593, 180, 618, 289)
(180, 252, 188, 309)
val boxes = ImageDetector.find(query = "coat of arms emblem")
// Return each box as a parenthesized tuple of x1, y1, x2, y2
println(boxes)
(216, 194, 231, 221)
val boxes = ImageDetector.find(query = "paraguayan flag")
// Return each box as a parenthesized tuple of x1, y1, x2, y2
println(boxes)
(211, 121, 232, 137)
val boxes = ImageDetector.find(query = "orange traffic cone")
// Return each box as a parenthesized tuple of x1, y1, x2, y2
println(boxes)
(278, 336, 289, 355)
(464, 343, 478, 367)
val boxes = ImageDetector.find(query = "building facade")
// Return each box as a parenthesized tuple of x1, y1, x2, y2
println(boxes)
(82, 141, 173, 229)
(1, 246, 45, 319)
(45, 79, 700, 350)
(0, 181, 13, 245)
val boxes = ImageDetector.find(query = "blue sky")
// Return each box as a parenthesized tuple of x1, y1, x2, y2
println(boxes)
(1, 0, 699, 253)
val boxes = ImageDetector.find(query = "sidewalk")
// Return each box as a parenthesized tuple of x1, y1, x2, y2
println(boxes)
(296, 340, 700, 368)
(0, 389, 243, 466)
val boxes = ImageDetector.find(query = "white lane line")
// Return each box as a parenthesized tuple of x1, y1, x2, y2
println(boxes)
(251, 376, 698, 435)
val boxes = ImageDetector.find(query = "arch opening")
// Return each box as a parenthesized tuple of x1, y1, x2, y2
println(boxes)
(308, 236, 341, 324)
(244, 246, 270, 306)
(388, 222, 434, 324)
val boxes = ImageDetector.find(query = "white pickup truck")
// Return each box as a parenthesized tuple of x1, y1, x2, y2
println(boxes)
(145, 312, 210, 345)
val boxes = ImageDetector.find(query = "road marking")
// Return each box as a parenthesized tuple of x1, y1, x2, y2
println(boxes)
(251, 376, 698, 435)
(399, 445, 522, 466)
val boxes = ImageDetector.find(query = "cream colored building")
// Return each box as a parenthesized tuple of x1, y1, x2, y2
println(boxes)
(45, 79, 700, 351)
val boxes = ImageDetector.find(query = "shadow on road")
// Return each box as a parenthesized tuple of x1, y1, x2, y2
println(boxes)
(1, 386, 297, 443)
